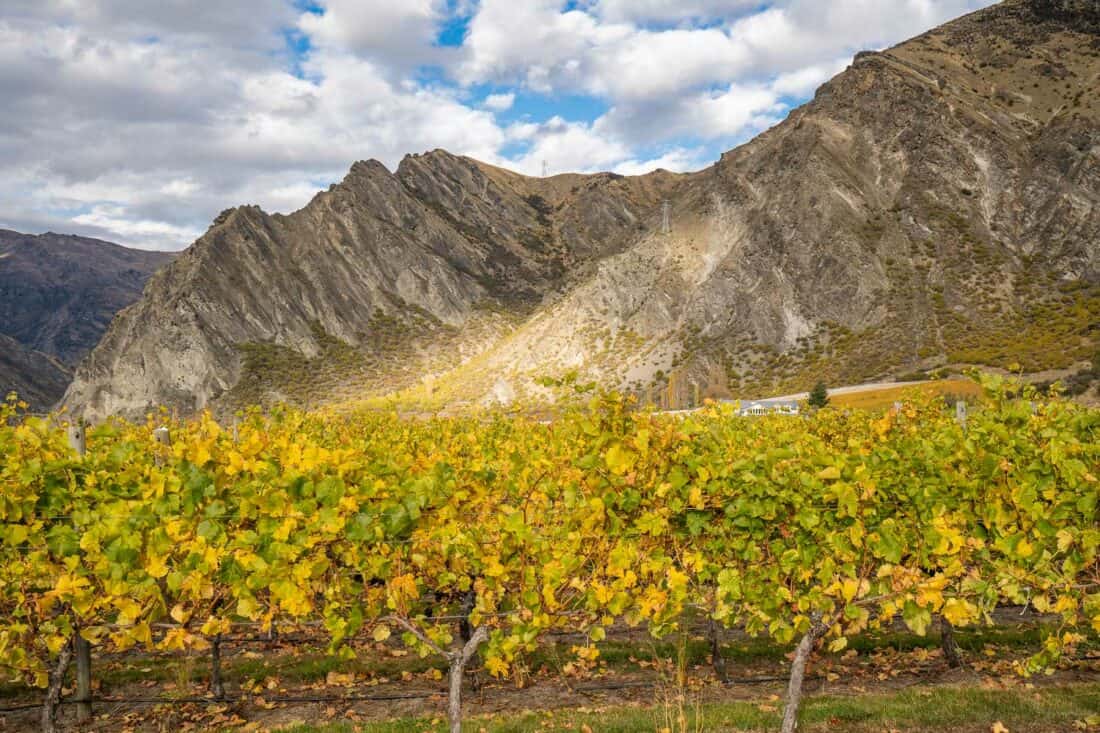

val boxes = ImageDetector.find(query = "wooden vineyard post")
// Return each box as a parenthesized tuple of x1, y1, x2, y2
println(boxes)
(67, 422, 86, 456)
(74, 636, 92, 724)
(955, 400, 967, 431)
(153, 425, 171, 465)
(67, 423, 93, 726)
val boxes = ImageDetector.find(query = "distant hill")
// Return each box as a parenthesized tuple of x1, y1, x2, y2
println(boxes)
(64, 0, 1100, 419)
(0, 333, 70, 411)
(0, 230, 174, 409)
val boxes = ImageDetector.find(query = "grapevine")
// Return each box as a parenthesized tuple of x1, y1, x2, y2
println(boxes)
(0, 374, 1096, 733)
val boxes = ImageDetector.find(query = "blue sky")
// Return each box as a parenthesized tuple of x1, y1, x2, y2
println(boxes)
(0, 0, 994, 249)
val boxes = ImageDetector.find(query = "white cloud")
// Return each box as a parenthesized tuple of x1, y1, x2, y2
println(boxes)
(612, 148, 711, 175)
(501, 119, 711, 177)
(483, 92, 515, 111)
(596, 82, 785, 149)
(72, 205, 201, 243)
(586, 28, 752, 100)
(504, 117, 632, 175)
(2, 0, 297, 52)
(590, 0, 762, 24)
(457, 0, 632, 91)
(160, 179, 201, 197)
(458, 0, 993, 97)
(771, 59, 851, 98)
(0, 0, 998, 250)
(0, 4, 505, 249)
(298, 0, 449, 68)
(687, 84, 787, 138)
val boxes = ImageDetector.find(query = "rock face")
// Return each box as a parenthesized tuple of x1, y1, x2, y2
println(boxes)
(0, 230, 173, 409)
(65, 0, 1100, 418)
(63, 156, 680, 417)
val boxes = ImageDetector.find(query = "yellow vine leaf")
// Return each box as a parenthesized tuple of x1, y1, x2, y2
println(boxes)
(145, 555, 168, 579)
(485, 657, 509, 677)
(942, 599, 978, 627)
(688, 485, 705, 510)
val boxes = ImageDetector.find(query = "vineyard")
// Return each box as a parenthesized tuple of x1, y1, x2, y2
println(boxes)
(1, 374, 1098, 733)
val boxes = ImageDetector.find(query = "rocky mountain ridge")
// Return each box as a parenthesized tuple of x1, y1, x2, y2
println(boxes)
(63, 152, 682, 416)
(64, 0, 1100, 419)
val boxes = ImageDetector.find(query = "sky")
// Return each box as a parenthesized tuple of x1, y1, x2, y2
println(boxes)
(0, 0, 996, 251)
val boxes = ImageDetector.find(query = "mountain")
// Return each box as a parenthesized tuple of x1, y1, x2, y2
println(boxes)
(64, 0, 1100, 420)
(0, 230, 174, 409)
(62, 158, 681, 415)
(0, 334, 71, 412)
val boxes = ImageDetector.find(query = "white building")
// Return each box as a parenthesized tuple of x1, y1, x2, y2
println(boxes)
(737, 399, 801, 417)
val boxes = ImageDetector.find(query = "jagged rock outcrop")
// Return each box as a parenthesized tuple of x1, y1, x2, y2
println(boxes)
(0, 230, 173, 408)
(64, 0, 1100, 418)
(63, 154, 679, 417)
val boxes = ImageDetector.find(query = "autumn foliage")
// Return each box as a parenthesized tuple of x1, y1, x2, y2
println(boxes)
(0, 374, 1097, 728)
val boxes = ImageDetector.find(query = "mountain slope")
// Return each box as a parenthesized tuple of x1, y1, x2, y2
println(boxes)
(0, 334, 70, 411)
(63, 156, 681, 417)
(0, 230, 174, 364)
(0, 230, 174, 409)
(442, 0, 1100, 407)
(64, 0, 1100, 419)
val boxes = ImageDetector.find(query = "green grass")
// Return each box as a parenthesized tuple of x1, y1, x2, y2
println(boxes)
(270, 683, 1100, 732)
(90, 646, 450, 689)
(847, 626, 1044, 654)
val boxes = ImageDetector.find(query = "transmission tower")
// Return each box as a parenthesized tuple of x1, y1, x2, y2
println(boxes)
(661, 200, 671, 235)
(542, 160, 548, 177)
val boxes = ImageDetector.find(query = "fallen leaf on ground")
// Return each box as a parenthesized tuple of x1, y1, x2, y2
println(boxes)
(326, 671, 355, 685)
